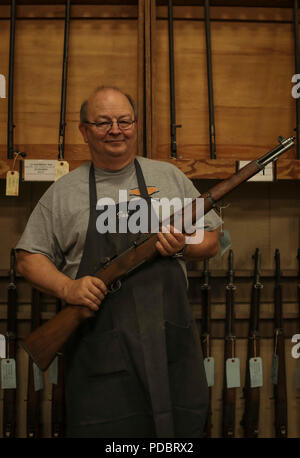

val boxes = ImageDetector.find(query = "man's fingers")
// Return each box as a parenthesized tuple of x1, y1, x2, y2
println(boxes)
(90, 276, 108, 294)
(155, 241, 169, 257)
(158, 232, 182, 252)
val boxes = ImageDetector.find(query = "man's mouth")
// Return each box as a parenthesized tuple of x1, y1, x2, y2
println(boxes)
(106, 139, 124, 143)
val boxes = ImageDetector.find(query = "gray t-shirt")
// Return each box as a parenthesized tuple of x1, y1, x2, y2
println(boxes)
(16, 156, 222, 279)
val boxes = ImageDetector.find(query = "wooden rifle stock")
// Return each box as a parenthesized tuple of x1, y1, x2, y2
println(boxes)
(21, 136, 295, 371)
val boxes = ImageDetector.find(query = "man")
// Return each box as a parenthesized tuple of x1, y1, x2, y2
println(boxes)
(16, 86, 221, 438)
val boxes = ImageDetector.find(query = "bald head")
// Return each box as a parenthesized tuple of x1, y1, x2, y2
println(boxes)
(80, 86, 137, 123)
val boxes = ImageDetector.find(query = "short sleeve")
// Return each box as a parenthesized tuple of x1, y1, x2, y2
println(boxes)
(15, 201, 64, 269)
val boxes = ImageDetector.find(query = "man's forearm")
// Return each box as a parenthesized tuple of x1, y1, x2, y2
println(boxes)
(16, 251, 72, 300)
(184, 230, 219, 260)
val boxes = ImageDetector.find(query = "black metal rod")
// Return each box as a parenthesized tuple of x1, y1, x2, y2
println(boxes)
(58, 0, 71, 160)
(7, 0, 16, 160)
(294, 0, 300, 159)
(204, 0, 216, 159)
(168, 0, 181, 159)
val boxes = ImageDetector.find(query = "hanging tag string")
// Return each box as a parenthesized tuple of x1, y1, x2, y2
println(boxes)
(216, 203, 231, 233)
(11, 152, 21, 172)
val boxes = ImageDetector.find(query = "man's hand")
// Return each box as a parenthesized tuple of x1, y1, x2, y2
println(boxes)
(62, 276, 108, 311)
(156, 225, 186, 257)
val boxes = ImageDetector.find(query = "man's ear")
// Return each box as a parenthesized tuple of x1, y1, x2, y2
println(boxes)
(78, 123, 88, 143)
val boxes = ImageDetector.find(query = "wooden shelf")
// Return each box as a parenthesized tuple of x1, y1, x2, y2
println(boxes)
(0, 0, 296, 7)
(1, 151, 300, 180)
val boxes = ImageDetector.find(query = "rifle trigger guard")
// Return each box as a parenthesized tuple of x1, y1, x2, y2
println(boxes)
(108, 280, 122, 294)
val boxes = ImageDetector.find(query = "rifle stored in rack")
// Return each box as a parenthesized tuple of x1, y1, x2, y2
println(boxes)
(241, 248, 263, 438)
(26, 288, 43, 438)
(222, 249, 238, 438)
(50, 299, 66, 438)
(272, 249, 288, 438)
(200, 258, 213, 437)
(168, 0, 181, 158)
(21, 135, 295, 372)
(204, 0, 216, 159)
(2, 249, 18, 438)
(58, 0, 71, 161)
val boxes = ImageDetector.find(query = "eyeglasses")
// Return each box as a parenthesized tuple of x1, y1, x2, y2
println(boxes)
(84, 119, 136, 133)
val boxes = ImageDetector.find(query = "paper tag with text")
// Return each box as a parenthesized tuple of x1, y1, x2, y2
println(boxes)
(49, 356, 58, 385)
(0, 334, 6, 359)
(204, 357, 215, 387)
(54, 161, 69, 181)
(249, 357, 263, 388)
(33, 362, 44, 391)
(219, 230, 232, 256)
(226, 358, 241, 388)
(6, 171, 19, 196)
(1, 358, 17, 389)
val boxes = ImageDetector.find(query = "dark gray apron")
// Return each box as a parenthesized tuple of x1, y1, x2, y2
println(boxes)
(64, 159, 209, 438)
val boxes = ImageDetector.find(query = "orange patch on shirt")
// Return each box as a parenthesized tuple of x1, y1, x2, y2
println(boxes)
(129, 186, 158, 197)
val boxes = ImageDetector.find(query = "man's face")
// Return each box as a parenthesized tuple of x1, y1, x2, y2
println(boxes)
(79, 89, 137, 166)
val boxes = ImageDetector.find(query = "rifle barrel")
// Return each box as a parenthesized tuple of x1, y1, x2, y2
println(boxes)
(241, 248, 262, 438)
(222, 249, 236, 438)
(273, 249, 288, 438)
(7, 0, 16, 159)
(58, 0, 71, 160)
(3, 249, 18, 438)
(293, 0, 300, 159)
(26, 288, 42, 438)
(168, 0, 181, 158)
(200, 259, 212, 437)
(204, 0, 216, 159)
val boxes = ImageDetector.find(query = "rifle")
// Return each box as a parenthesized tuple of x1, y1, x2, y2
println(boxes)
(58, 0, 70, 161)
(272, 249, 288, 438)
(298, 248, 300, 315)
(21, 135, 295, 372)
(200, 258, 213, 437)
(50, 299, 66, 438)
(204, 0, 216, 160)
(7, 0, 16, 159)
(26, 288, 43, 438)
(7, 0, 24, 163)
(293, 0, 300, 159)
(241, 248, 263, 437)
(168, 0, 181, 158)
(2, 249, 18, 438)
(222, 249, 237, 438)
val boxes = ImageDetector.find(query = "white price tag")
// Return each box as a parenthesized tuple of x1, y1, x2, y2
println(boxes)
(24, 160, 56, 181)
(6, 171, 19, 196)
(239, 161, 273, 181)
(33, 362, 44, 391)
(204, 357, 214, 387)
(54, 161, 69, 181)
(0, 334, 6, 359)
(49, 357, 58, 385)
(1, 358, 17, 389)
(249, 357, 263, 388)
(226, 358, 241, 388)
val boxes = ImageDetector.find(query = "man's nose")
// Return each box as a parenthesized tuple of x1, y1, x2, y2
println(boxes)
(109, 120, 122, 134)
